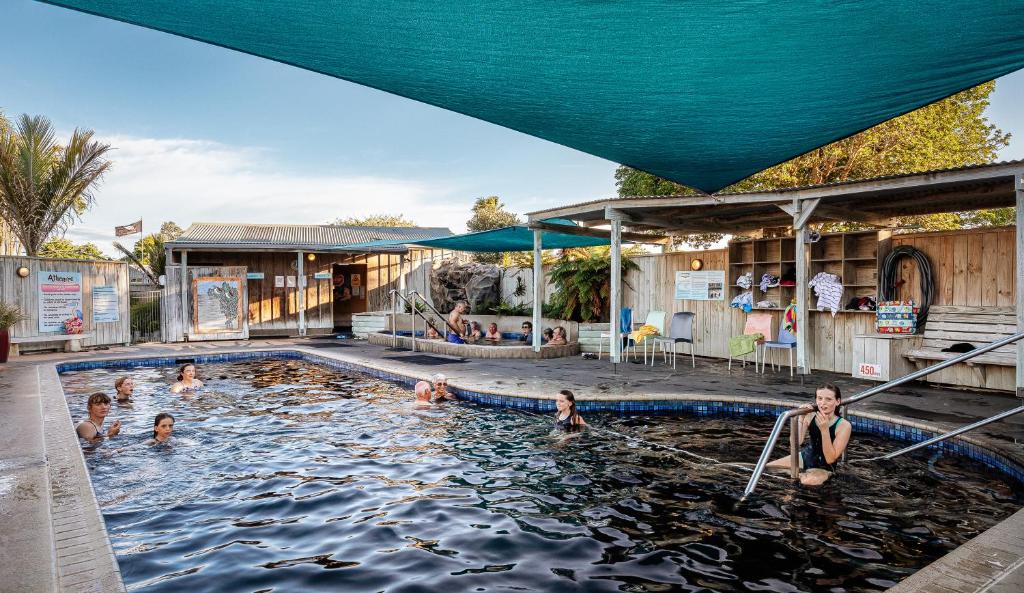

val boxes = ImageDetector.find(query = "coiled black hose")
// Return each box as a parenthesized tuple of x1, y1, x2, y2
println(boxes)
(879, 245, 934, 328)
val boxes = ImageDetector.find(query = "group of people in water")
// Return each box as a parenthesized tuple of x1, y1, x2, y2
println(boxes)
(74, 363, 202, 446)
(423, 302, 568, 346)
(75, 360, 850, 485)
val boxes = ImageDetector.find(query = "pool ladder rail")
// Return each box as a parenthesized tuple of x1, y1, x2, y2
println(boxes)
(388, 289, 457, 351)
(742, 331, 1024, 500)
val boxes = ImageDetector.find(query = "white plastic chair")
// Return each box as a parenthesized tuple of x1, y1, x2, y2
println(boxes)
(627, 310, 667, 363)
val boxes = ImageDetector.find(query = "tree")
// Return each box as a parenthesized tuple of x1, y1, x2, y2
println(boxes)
(615, 81, 1011, 239)
(333, 214, 417, 227)
(0, 114, 113, 255)
(39, 237, 108, 260)
(547, 250, 640, 322)
(466, 196, 521, 264)
(159, 221, 183, 241)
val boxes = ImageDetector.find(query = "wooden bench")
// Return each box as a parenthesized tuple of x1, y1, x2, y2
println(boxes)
(10, 333, 94, 355)
(904, 306, 1016, 384)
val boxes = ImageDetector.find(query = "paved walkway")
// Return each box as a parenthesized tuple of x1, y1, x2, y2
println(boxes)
(2, 337, 1022, 592)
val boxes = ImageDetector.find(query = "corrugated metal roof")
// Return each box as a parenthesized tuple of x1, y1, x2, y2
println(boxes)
(168, 223, 453, 249)
(527, 159, 1024, 216)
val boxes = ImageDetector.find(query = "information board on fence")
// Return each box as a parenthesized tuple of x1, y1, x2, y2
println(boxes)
(38, 271, 83, 332)
(674, 270, 725, 301)
(92, 285, 120, 323)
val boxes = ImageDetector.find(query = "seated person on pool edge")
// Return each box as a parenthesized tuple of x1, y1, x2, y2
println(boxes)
(447, 302, 468, 344)
(76, 392, 122, 441)
(114, 376, 134, 402)
(414, 381, 433, 406)
(766, 383, 851, 486)
(554, 389, 587, 430)
(171, 363, 204, 393)
(145, 413, 175, 445)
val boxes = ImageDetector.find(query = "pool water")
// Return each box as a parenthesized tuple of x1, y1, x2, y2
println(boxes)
(60, 359, 1022, 593)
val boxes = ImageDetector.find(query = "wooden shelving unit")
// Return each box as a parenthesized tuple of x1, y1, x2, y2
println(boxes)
(729, 230, 886, 312)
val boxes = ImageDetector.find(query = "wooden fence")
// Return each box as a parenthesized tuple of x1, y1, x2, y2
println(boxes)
(0, 256, 130, 350)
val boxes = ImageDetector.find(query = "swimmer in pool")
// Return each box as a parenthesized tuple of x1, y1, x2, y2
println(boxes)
(767, 383, 852, 486)
(414, 381, 433, 407)
(426, 324, 441, 340)
(114, 376, 134, 403)
(554, 389, 587, 430)
(548, 326, 568, 346)
(145, 412, 175, 445)
(468, 321, 483, 341)
(484, 322, 501, 341)
(76, 392, 122, 441)
(170, 363, 204, 394)
(541, 328, 554, 344)
(447, 302, 468, 344)
(432, 373, 454, 401)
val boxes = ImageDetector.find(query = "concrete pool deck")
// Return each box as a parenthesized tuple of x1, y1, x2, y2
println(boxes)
(2, 336, 1022, 592)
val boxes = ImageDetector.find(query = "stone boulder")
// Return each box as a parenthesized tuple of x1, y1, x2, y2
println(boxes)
(430, 260, 502, 313)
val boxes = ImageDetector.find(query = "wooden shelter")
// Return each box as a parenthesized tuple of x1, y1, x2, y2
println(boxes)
(526, 160, 1024, 394)
(163, 223, 453, 341)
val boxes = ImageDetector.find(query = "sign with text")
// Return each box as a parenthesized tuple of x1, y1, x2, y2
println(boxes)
(313, 271, 331, 280)
(91, 286, 120, 323)
(38, 271, 83, 332)
(857, 362, 883, 379)
(674, 270, 725, 301)
(274, 275, 285, 288)
(246, 272, 265, 280)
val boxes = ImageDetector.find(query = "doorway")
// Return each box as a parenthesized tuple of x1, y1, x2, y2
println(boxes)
(332, 262, 368, 331)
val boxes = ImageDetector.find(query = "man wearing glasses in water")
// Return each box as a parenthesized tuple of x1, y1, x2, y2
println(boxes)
(519, 321, 533, 343)
(432, 373, 455, 401)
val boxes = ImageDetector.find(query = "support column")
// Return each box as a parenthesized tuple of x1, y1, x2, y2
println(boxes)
(532, 230, 543, 353)
(610, 216, 623, 363)
(180, 250, 188, 342)
(1016, 173, 1024, 397)
(793, 198, 814, 375)
(398, 254, 407, 294)
(297, 251, 306, 337)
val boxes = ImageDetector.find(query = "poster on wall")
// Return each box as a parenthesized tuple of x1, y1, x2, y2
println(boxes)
(674, 270, 725, 301)
(350, 273, 361, 287)
(38, 271, 83, 332)
(286, 275, 296, 288)
(192, 277, 243, 334)
(274, 275, 285, 288)
(92, 286, 120, 323)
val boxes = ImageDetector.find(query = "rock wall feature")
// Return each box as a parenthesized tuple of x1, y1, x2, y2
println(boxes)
(430, 260, 502, 313)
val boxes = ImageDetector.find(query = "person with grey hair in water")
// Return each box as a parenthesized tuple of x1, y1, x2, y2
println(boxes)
(414, 381, 434, 407)
(432, 373, 454, 401)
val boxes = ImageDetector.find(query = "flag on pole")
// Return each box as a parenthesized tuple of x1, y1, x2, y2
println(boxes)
(115, 220, 143, 236)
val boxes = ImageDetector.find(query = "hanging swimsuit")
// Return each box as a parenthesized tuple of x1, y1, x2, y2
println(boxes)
(800, 416, 845, 472)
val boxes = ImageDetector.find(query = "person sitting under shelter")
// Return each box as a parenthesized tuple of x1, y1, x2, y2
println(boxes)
(766, 383, 851, 486)
(414, 381, 433, 407)
(76, 392, 122, 441)
(114, 376, 135, 403)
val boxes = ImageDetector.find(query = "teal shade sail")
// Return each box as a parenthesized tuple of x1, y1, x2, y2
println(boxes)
(344, 223, 612, 252)
(40, 1, 1024, 193)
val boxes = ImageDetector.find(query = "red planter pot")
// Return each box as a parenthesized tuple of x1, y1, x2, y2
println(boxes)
(0, 329, 9, 363)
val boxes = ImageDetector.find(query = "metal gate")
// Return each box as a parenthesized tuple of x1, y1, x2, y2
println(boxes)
(130, 290, 162, 343)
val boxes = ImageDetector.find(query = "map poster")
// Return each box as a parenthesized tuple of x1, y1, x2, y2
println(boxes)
(92, 286, 120, 323)
(674, 270, 725, 301)
(193, 277, 243, 334)
(38, 271, 83, 332)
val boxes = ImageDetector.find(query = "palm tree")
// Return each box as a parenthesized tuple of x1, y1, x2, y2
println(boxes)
(0, 114, 112, 255)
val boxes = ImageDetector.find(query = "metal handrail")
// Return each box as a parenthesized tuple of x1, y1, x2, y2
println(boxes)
(742, 330, 1024, 499)
(875, 405, 1024, 461)
(408, 291, 463, 337)
(388, 289, 446, 351)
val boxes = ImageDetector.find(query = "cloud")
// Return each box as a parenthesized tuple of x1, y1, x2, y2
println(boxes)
(64, 135, 472, 253)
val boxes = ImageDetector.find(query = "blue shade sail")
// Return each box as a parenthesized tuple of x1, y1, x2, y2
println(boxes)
(39, 1, 1024, 193)
(344, 224, 612, 253)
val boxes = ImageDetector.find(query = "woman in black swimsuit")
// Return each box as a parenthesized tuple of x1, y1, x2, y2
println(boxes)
(554, 389, 587, 430)
(768, 383, 852, 486)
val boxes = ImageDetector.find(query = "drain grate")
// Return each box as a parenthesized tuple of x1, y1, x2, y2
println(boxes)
(382, 354, 469, 365)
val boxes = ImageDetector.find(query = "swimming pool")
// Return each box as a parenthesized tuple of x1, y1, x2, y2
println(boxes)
(60, 356, 1022, 593)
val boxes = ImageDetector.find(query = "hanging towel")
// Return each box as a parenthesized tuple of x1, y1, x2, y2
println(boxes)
(808, 272, 844, 316)
(783, 303, 798, 333)
(729, 332, 764, 357)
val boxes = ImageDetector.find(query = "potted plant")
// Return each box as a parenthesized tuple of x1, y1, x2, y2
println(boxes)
(0, 302, 28, 363)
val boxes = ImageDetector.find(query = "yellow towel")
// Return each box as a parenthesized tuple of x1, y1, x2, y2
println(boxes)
(629, 324, 660, 343)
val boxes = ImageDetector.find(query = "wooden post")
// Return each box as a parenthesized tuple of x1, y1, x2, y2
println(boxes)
(789, 416, 801, 480)
(180, 250, 188, 342)
(793, 198, 814, 374)
(1016, 172, 1024, 398)
(610, 215, 623, 363)
(532, 230, 543, 353)
(297, 251, 306, 336)
(398, 254, 407, 294)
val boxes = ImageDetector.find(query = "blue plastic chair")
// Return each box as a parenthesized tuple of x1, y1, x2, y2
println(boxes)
(761, 324, 797, 376)
(598, 308, 632, 359)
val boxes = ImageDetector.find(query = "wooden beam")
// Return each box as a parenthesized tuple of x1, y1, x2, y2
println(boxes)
(609, 218, 623, 363)
(793, 199, 810, 375)
(1016, 172, 1024, 397)
(532, 230, 543, 353)
(528, 220, 669, 244)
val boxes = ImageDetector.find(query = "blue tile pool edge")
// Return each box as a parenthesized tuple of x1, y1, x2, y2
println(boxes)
(56, 349, 1024, 486)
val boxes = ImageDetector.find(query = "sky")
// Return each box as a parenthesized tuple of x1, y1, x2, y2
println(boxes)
(1, 0, 1023, 255)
